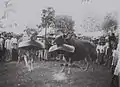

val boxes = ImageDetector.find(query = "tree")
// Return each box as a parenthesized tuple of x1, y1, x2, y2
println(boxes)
(54, 15, 75, 34)
(41, 7, 55, 28)
(80, 17, 101, 32)
(39, 7, 55, 45)
(102, 12, 118, 33)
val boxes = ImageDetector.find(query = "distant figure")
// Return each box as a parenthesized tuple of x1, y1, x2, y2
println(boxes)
(108, 32, 117, 49)
(96, 41, 106, 65)
(104, 42, 113, 68)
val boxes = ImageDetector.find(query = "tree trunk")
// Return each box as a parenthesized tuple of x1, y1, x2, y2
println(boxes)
(45, 27, 47, 48)
(44, 26, 48, 60)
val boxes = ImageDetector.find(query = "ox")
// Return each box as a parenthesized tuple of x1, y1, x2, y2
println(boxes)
(49, 34, 97, 74)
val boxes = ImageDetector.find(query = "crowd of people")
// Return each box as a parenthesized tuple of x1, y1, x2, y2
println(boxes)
(93, 31, 120, 87)
(0, 32, 18, 62)
(96, 32, 118, 68)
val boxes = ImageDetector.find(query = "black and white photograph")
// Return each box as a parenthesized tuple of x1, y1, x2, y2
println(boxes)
(0, 0, 120, 87)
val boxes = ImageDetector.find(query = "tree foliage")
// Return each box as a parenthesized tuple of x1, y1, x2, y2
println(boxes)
(102, 12, 118, 32)
(80, 17, 101, 32)
(40, 7, 55, 28)
(54, 15, 75, 34)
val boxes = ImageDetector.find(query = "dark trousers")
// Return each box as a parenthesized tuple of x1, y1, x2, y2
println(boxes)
(0, 50, 3, 61)
(98, 53, 105, 65)
(111, 65, 116, 75)
(12, 48, 18, 61)
(111, 75, 119, 87)
(104, 55, 113, 68)
(0, 48, 5, 62)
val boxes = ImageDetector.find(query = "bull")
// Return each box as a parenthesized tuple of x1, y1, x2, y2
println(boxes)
(49, 34, 97, 74)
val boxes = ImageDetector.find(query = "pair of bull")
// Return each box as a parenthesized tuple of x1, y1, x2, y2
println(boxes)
(49, 34, 97, 74)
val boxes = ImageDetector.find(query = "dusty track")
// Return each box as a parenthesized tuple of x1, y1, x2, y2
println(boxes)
(0, 61, 112, 87)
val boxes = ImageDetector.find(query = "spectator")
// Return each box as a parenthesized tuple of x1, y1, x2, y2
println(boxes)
(104, 42, 113, 68)
(96, 41, 106, 65)
(0, 34, 4, 61)
(11, 36, 18, 49)
(5, 37, 12, 61)
(11, 36, 18, 61)
(0, 34, 4, 50)
(111, 48, 118, 74)
(108, 32, 117, 49)
(110, 34, 120, 87)
(111, 48, 119, 87)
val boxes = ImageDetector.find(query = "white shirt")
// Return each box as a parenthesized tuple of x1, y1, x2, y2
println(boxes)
(11, 38, 17, 44)
(114, 43, 120, 75)
(0, 37, 4, 49)
(96, 45, 105, 53)
(114, 57, 120, 75)
(112, 50, 118, 66)
(5, 39, 12, 50)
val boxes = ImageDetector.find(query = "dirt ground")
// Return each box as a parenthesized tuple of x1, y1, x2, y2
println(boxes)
(0, 61, 112, 87)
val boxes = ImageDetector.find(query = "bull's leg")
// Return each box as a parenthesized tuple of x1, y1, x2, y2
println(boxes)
(84, 57, 90, 71)
(90, 61, 94, 72)
(27, 59, 33, 72)
(17, 56, 20, 64)
(60, 64, 66, 73)
(28, 60, 31, 71)
(24, 56, 31, 72)
(30, 58, 33, 71)
(60, 56, 67, 73)
(89, 55, 94, 72)
(86, 55, 95, 72)
(17, 56, 22, 65)
(68, 58, 71, 74)
(73, 61, 84, 71)
(24, 56, 28, 67)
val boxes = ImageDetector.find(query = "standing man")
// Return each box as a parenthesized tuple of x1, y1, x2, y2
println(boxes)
(104, 42, 113, 68)
(110, 30, 119, 87)
(11, 36, 18, 49)
(108, 32, 117, 50)
(5, 36, 12, 61)
(11, 36, 18, 61)
(0, 34, 4, 61)
(96, 41, 106, 65)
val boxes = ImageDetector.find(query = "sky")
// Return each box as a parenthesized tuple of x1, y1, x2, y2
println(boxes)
(0, 0, 120, 34)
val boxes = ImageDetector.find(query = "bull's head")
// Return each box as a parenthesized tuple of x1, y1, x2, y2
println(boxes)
(53, 33, 73, 46)
(49, 33, 75, 53)
(63, 33, 74, 44)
